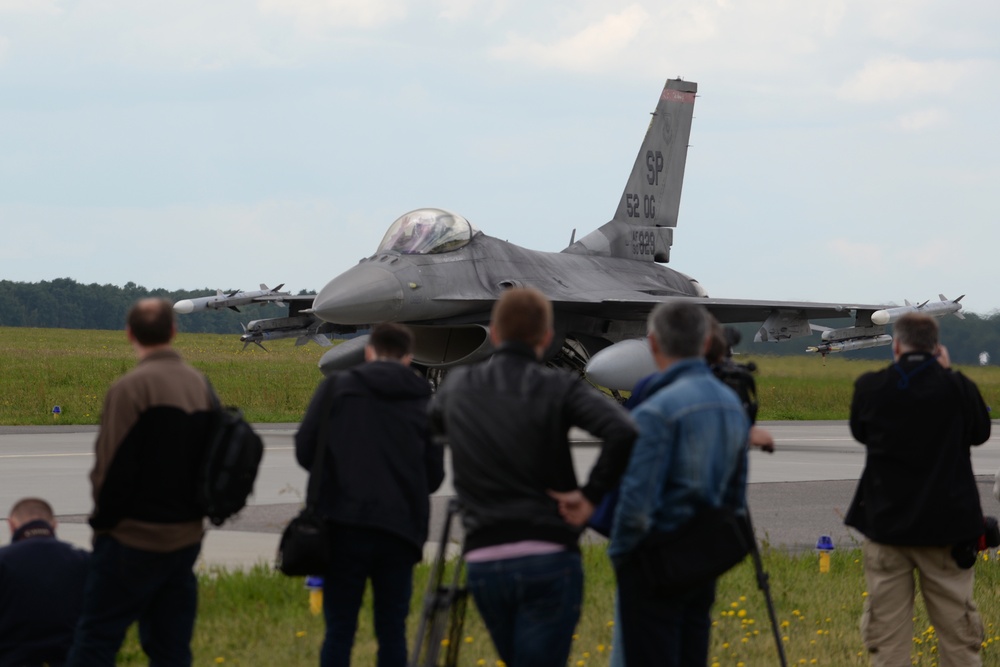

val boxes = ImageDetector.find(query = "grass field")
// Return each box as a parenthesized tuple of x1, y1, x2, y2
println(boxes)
(112, 544, 1000, 666)
(2, 326, 999, 424)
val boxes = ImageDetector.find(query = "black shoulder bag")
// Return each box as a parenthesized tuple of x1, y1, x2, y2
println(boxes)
(276, 384, 337, 577)
(630, 450, 751, 596)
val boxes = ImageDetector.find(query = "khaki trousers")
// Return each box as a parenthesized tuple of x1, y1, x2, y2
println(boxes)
(861, 540, 984, 667)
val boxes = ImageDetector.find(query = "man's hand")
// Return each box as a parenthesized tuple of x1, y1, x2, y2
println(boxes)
(750, 425, 775, 453)
(936, 344, 952, 369)
(547, 489, 595, 527)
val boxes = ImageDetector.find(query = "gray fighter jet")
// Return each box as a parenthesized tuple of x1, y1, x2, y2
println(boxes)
(176, 77, 962, 391)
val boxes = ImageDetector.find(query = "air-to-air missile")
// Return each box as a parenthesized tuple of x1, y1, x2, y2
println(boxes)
(805, 295, 964, 356)
(239, 316, 335, 351)
(806, 334, 894, 355)
(173, 284, 289, 314)
(870, 294, 965, 326)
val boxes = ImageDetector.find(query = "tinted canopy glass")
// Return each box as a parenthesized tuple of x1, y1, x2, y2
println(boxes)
(377, 209, 476, 255)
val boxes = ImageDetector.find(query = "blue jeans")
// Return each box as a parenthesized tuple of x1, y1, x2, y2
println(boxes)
(616, 563, 716, 667)
(466, 551, 583, 667)
(65, 535, 201, 667)
(321, 525, 419, 667)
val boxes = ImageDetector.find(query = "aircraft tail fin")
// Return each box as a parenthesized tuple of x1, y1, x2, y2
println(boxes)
(564, 78, 697, 263)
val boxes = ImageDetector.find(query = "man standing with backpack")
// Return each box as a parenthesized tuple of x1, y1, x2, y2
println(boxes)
(68, 298, 215, 666)
(296, 323, 445, 667)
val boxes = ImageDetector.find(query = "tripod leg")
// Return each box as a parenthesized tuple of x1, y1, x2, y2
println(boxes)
(443, 559, 469, 667)
(410, 499, 468, 667)
(743, 510, 789, 667)
(409, 499, 457, 667)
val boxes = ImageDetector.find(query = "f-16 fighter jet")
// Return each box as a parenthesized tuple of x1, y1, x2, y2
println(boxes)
(177, 78, 964, 391)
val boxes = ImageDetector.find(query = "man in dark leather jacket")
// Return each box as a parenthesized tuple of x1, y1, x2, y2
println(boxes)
(845, 312, 991, 667)
(431, 287, 637, 667)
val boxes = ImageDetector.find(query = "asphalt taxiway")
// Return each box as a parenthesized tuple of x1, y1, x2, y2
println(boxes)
(1, 421, 998, 569)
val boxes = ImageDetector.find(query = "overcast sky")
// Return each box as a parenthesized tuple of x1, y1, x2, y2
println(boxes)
(2, 0, 998, 315)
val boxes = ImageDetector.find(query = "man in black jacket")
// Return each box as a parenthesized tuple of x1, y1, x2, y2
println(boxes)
(296, 323, 445, 667)
(431, 287, 637, 667)
(0, 498, 90, 667)
(845, 312, 991, 667)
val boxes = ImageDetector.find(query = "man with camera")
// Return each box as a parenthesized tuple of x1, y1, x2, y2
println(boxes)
(706, 320, 774, 453)
(845, 312, 992, 667)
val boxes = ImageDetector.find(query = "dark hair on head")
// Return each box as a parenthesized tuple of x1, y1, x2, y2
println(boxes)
(368, 322, 414, 359)
(894, 313, 939, 353)
(491, 287, 553, 347)
(647, 301, 709, 359)
(9, 497, 54, 523)
(127, 298, 175, 346)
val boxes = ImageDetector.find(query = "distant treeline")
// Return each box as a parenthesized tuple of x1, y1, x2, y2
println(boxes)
(0, 278, 310, 335)
(2, 278, 999, 365)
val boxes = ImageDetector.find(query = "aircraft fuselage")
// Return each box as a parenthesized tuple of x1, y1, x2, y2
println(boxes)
(311, 232, 704, 329)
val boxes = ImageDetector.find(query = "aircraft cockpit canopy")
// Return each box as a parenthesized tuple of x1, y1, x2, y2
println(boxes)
(378, 208, 478, 255)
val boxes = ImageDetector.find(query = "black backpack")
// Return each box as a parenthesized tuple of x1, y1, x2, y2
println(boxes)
(200, 381, 265, 526)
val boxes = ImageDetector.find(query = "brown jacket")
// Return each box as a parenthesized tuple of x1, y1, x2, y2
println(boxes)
(91, 348, 213, 552)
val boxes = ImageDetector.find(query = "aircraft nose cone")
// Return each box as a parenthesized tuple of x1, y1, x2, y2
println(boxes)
(312, 264, 404, 325)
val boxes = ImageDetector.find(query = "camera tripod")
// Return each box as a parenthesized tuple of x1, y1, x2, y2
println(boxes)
(408, 498, 469, 667)
(742, 509, 789, 667)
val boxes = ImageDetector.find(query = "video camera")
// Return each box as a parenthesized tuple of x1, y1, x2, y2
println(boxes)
(711, 327, 760, 424)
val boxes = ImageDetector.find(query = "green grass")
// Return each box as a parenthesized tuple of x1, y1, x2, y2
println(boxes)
(0, 327, 324, 424)
(111, 545, 1000, 666)
(3, 327, 999, 425)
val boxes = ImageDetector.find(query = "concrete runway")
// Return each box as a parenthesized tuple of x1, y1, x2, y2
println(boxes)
(2, 421, 998, 568)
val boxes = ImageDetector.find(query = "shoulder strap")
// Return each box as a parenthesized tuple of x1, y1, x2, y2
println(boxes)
(891, 356, 938, 389)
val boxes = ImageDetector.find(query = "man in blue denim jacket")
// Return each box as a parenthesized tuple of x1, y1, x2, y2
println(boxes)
(608, 302, 749, 667)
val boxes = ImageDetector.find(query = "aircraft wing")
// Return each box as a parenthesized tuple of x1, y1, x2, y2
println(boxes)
(549, 293, 894, 349)
(550, 293, 888, 322)
(695, 297, 884, 323)
(578, 294, 896, 390)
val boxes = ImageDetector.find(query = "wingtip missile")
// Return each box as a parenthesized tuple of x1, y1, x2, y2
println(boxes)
(173, 284, 293, 314)
(870, 294, 965, 326)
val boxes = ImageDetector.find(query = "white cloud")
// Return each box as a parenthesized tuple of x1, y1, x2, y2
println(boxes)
(437, 0, 508, 22)
(858, 0, 933, 43)
(906, 239, 958, 268)
(826, 237, 960, 277)
(491, 5, 648, 71)
(895, 108, 947, 132)
(257, 0, 408, 30)
(0, 0, 61, 15)
(828, 238, 884, 268)
(837, 56, 977, 103)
